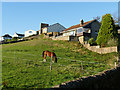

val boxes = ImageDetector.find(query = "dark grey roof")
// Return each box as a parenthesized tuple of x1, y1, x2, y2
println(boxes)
(2, 34, 12, 38)
(16, 33, 24, 36)
(47, 23, 66, 32)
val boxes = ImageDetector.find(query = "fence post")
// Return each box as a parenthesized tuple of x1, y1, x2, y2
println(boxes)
(50, 57, 52, 70)
(14, 47, 15, 64)
(81, 61, 83, 70)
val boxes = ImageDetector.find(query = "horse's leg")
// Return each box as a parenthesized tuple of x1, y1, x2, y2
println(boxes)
(43, 55, 46, 62)
(51, 56, 54, 63)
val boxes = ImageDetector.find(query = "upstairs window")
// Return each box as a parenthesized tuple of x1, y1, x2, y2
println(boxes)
(29, 31, 32, 33)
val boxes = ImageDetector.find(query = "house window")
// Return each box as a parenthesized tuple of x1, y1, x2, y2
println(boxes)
(95, 30, 98, 34)
(43, 28, 47, 33)
(29, 31, 32, 33)
(77, 28, 83, 34)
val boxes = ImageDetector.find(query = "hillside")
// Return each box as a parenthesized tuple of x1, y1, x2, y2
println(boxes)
(2, 37, 117, 88)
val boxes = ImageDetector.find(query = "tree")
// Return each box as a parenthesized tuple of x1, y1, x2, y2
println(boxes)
(96, 14, 118, 46)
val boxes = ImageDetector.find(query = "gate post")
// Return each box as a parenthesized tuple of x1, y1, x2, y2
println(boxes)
(117, 32, 120, 65)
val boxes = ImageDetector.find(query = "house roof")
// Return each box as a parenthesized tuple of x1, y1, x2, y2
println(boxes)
(64, 19, 95, 31)
(2, 34, 12, 38)
(16, 33, 24, 36)
(44, 23, 66, 32)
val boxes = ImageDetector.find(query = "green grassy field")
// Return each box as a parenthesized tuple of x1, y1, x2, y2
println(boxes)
(2, 37, 117, 88)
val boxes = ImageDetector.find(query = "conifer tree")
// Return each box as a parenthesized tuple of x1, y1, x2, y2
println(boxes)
(96, 14, 117, 46)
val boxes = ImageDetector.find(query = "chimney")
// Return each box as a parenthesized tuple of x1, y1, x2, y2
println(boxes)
(81, 19, 84, 25)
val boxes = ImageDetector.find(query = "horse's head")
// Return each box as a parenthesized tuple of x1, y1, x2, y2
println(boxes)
(55, 56, 57, 63)
(42, 51, 45, 57)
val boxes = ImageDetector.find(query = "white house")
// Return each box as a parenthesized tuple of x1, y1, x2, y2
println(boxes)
(0, 34, 12, 41)
(12, 32, 24, 39)
(25, 30, 37, 37)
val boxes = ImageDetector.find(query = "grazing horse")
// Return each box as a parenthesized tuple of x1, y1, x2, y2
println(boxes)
(42, 50, 57, 63)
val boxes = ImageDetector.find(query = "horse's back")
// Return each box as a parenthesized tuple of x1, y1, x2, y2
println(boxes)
(44, 50, 56, 57)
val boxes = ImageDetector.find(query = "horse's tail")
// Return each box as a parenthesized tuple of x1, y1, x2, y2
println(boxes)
(53, 52, 57, 63)
(42, 51, 45, 57)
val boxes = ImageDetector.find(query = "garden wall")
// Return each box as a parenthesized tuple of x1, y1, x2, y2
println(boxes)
(83, 44, 117, 54)
(51, 66, 120, 89)
(52, 36, 70, 41)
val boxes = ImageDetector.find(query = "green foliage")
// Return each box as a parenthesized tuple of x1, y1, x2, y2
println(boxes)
(96, 14, 118, 46)
(39, 34, 44, 38)
(106, 38, 118, 47)
(12, 37, 19, 41)
(4, 39, 11, 42)
(88, 38, 95, 45)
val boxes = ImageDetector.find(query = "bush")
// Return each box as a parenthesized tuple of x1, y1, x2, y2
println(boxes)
(40, 34, 44, 38)
(88, 38, 95, 45)
(12, 37, 19, 41)
(96, 14, 117, 46)
(4, 39, 11, 42)
(106, 39, 118, 47)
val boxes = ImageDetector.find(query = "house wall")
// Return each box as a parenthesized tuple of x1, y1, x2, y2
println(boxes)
(90, 21, 100, 40)
(69, 36, 78, 41)
(0, 37, 4, 41)
(52, 36, 70, 40)
(13, 33, 24, 39)
(40, 23, 49, 34)
(53, 32, 59, 36)
(63, 30, 76, 36)
(42, 27, 48, 33)
(12, 33, 18, 38)
(25, 30, 37, 37)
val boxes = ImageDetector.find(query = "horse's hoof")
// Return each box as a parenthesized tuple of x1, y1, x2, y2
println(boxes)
(43, 59, 46, 62)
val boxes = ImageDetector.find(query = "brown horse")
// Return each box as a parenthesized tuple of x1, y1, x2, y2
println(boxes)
(42, 50, 57, 63)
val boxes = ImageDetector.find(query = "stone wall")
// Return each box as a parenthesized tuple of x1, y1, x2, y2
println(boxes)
(79, 36, 84, 44)
(52, 36, 79, 41)
(51, 66, 120, 89)
(52, 36, 70, 40)
(69, 36, 78, 41)
(83, 44, 117, 54)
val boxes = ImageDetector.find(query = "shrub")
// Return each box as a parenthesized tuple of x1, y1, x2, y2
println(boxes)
(40, 34, 44, 38)
(106, 39, 118, 47)
(12, 37, 19, 41)
(96, 14, 117, 46)
(4, 39, 9, 42)
(88, 38, 95, 45)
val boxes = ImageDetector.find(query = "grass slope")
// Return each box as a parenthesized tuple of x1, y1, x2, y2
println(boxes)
(2, 37, 117, 88)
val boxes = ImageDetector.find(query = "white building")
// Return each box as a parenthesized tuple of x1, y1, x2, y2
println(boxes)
(12, 32, 24, 39)
(0, 34, 12, 41)
(24, 30, 37, 37)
